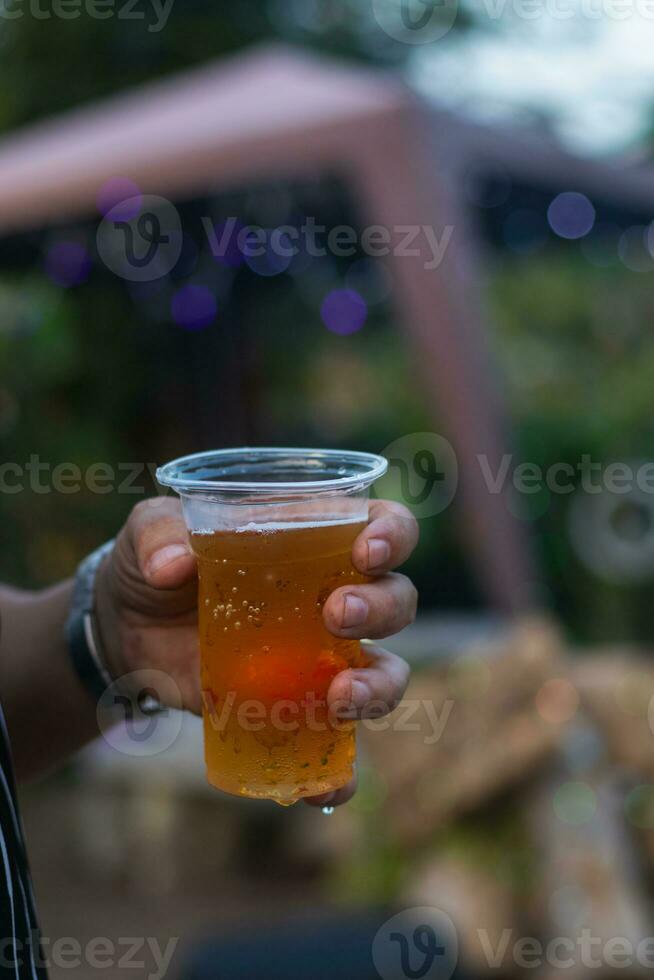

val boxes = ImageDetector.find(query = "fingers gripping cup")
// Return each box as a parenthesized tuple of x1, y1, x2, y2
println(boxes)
(157, 448, 388, 806)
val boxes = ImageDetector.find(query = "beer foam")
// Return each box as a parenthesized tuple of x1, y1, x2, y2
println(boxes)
(237, 517, 364, 533)
(193, 516, 365, 535)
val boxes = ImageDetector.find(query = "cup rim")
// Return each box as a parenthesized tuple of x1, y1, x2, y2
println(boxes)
(156, 447, 388, 495)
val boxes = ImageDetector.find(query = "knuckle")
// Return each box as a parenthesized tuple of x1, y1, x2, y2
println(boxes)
(381, 678, 398, 709)
(397, 500, 417, 522)
(392, 576, 417, 627)
(378, 499, 415, 525)
(378, 674, 401, 711)
(397, 511, 419, 547)
(373, 516, 398, 541)
(132, 498, 152, 521)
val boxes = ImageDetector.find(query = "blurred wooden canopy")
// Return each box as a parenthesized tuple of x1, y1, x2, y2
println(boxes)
(0, 44, 539, 612)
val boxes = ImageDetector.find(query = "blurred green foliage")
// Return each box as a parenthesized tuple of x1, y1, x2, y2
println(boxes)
(1, 2, 653, 644)
(0, 0, 449, 128)
(0, 269, 149, 584)
(490, 248, 654, 642)
(0, 143, 473, 608)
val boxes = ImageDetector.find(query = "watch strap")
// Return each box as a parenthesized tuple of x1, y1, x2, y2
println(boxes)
(66, 540, 116, 702)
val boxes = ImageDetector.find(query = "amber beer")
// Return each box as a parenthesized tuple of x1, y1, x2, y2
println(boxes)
(156, 447, 388, 804)
(191, 519, 367, 804)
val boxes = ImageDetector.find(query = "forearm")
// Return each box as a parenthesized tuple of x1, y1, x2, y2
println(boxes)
(0, 582, 99, 781)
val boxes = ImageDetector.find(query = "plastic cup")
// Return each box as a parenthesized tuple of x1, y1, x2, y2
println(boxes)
(157, 447, 388, 805)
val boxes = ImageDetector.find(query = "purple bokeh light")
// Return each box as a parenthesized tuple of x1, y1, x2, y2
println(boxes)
(547, 192, 595, 240)
(97, 177, 142, 221)
(211, 219, 246, 268)
(320, 288, 367, 335)
(45, 241, 92, 287)
(171, 285, 217, 331)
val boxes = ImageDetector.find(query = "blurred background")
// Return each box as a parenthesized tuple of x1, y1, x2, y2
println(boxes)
(3, 1, 654, 977)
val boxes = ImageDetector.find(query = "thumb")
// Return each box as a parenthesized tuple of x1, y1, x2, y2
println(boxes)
(126, 498, 197, 591)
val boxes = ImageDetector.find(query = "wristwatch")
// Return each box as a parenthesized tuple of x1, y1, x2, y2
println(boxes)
(66, 540, 116, 702)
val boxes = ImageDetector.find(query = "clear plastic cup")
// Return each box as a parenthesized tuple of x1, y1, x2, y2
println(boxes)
(156, 447, 388, 805)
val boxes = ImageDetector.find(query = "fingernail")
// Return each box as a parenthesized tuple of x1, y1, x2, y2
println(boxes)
(367, 538, 391, 569)
(342, 594, 368, 628)
(147, 544, 189, 577)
